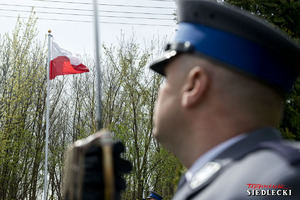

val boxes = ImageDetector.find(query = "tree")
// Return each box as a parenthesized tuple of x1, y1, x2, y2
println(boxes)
(101, 34, 182, 200)
(0, 12, 181, 200)
(0, 12, 97, 199)
(0, 13, 47, 199)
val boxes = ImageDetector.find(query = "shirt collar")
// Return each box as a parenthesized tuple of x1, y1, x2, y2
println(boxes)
(185, 133, 247, 183)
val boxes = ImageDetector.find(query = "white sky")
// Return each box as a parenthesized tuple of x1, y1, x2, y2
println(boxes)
(0, 0, 177, 56)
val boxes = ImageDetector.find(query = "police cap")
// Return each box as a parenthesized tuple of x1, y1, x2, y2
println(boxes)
(149, 0, 300, 96)
(147, 191, 163, 200)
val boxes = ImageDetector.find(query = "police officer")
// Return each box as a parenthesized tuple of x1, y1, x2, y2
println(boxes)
(146, 191, 163, 200)
(149, 0, 300, 199)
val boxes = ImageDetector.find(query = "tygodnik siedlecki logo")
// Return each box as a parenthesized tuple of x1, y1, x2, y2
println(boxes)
(247, 184, 292, 196)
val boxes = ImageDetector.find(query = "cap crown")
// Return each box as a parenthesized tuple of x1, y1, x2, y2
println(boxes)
(178, 0, 300, 72)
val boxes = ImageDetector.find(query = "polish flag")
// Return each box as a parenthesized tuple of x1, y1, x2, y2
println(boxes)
(50, 42, 89, 80)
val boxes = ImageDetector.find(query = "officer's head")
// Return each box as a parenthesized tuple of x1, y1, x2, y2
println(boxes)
(150, 0, 300, 157)
(150, 0, 300, 95)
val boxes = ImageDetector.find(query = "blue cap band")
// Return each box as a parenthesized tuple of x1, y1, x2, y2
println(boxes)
(150, 193, 162, 200)
(175, 22, 296, 93)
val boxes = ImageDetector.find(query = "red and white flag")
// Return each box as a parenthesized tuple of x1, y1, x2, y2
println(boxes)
(50, 42, 89, 80)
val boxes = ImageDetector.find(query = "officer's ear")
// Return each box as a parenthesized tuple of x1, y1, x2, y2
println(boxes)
(181, 66, 209, 108)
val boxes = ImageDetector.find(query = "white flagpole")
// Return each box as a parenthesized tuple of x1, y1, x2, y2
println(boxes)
(43, 30, 52, 200)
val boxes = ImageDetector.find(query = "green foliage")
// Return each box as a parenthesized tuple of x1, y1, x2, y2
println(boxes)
(0, 9, 183, 200)
(280, 78, 300, 140)
(225, 0, 300, 41)
(101, 34, 182, 200)
(0, 11, 97, 199)
(0, 13, 47, 199)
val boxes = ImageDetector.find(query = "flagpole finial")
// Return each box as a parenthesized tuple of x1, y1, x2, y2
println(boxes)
(48, 30, 52, 34)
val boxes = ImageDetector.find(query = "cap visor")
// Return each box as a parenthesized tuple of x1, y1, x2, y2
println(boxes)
(149, 50, 179, 76)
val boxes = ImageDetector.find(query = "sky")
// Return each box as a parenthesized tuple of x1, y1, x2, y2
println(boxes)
(0, 0, 177, 56)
